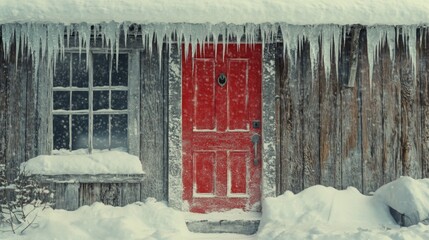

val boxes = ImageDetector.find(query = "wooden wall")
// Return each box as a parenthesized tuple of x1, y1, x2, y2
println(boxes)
(277, 27, 429, 195)
(0, 35, 169, 209)
(0, 44, 38, 182)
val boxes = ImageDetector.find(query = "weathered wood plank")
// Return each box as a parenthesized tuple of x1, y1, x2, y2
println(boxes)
(340, 27, 362, 191)
(120, 183, 141, 206)
(54, 183, 79, 210)
(0, 43, 8, 166)
(100, 183, 120, 206)
(25, 54, 37, 161)
(399, 29, 422, 179)
(420, 29, 429, 178)
(140, 39, 167, 201)
(301, 40, 320, 188)
(34, 174, 145, 183)
(36, 57, 52, 155)
(381, 37, 401, 184)
(5, 47, 27, 181)
(361, 29, 384, 194)
(319, 35, 342, 189)
(79, 183, 101, 206)
(279, 42, 304, 193)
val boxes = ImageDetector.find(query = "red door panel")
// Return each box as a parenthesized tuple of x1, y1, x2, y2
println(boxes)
(182, 43, 262, 213)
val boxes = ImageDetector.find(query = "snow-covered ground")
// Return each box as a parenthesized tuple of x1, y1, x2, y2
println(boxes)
(1, 177, 429, 240)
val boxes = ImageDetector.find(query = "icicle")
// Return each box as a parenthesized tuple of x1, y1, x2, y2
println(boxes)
(280, 24, 300, 66)
(404, 26, 417, 82)
(76, 23, 91, 69)
(99, 22, 121, 69)
(308, 26, 321, 81)
(2, 24, 14, 60)
(366, 26, 382, 88)
(385, 26, 396, 65)
(321, 27, 332, 80)
(122, 22, 131, 47)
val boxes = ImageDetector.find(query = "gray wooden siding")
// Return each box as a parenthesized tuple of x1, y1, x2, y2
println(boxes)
(0, 35, 169, 208)
(277, 27, 429, 195)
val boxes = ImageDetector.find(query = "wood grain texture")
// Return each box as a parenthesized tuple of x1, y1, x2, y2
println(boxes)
(420, 29, 429, 178)
(301, 40, 320, 188)
(361, 28, 384, 193)
(140, 38, 168, 201)
(0, 43, 8, 166)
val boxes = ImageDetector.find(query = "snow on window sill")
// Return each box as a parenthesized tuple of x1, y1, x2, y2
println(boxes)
(21, 150, 145, 181)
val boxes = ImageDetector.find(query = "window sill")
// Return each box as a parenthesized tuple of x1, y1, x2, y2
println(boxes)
(31, 173, 145, 184)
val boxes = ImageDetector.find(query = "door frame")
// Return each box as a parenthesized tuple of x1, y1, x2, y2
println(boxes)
(167, 43, 277, 211)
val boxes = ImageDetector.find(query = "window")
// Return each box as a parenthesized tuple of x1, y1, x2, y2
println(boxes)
(52, 52, 130, 152)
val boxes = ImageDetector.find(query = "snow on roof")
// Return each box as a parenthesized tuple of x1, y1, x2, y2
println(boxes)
(0, 0, 429, 26)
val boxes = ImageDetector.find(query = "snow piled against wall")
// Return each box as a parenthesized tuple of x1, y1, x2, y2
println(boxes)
(20, 150, 144, 175)
(1, 0, 429, 25)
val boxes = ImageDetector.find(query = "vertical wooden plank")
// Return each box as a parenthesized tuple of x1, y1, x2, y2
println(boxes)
(140, 38, 167, 201)
(400, 28, 422, 179)
(120, 183, 141, 206)
(262, 43, 277, 198)
(0, 43, 8, 166)
(37, 57, 52, 155)
(319, 36, 342, 189)
(420, 29, 429, 178)
(381, 36, 401, 184)
(5, 47, 26, 181)
(340, 27, 362, 191)
(301, 40, 320, 188)
(167, 42, 183, 209)
(319, 34, 342, 189)
(25, 52, 37, 161)
(79, 183, 101, 206)
(100, 183, 120, 206)
(361, 29, 384, 194)
(279, 41, 303, 193)
(53, 183, 66, 209)
(64, 183, 80, 210)
(128, 50, 141, 157)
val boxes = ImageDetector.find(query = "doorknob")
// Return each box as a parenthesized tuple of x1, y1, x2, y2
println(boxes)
(251, 134, 260, 166)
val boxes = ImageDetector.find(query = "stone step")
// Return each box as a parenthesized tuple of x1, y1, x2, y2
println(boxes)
(186, 219, 260, 235)
(185, 211, 261, 235)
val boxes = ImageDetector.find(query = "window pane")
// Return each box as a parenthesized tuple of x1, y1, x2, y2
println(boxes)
(93, 54, 109, 86)
(111, 54, 128, 86)
(71, 91, 88, 110)
(71, 115, 88, 150)
(53, 91, 70, 110)
(93, 115, 109, 150)
(54, 54, 71, 87)
(53, 115, 69, 150)
(72, 53, 88, 87)
(93, 90, 110, 110)
(111, 114, 127, 149)
(111, 91, 127, 110)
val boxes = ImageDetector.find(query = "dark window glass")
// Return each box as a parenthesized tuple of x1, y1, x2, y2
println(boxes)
(71, 91, 88, 110)
(93, 54, 110, 86)
(111, 91, 127, 110)
(111, 54, 128, 86)
(53, 115, 69, 150)
(72, 53, 88, 87)
(54, 54, 71, 87)
(93, 115, 109, 149)
(71, 115, 88, 150)
(53, 91, 70, 110)
(111, 114, 127, 149)
(93, 91, 110, 110)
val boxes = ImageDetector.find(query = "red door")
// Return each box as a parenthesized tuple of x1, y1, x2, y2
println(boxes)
(182, 43, 262, 213)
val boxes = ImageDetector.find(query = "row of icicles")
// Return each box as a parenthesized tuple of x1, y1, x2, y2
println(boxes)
(0, 22, 420, 84)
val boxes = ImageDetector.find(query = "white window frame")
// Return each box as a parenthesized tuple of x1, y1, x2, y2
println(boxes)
(50, 49, 140, 155)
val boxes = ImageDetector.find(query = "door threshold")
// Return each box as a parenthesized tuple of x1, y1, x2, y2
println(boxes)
(185, 210, 261, 235)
